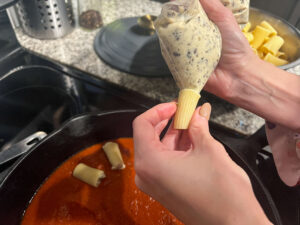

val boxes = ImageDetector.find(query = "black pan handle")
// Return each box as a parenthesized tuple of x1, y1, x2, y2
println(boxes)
(247, 125, 268, 152)
(0, 131, 47, 166)
(0, 0, 19, 11)
(241, 125, 268, 165)
(211, 124, 267, 171)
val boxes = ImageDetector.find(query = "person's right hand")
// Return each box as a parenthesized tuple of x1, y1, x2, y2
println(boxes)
(200, 0, 258, 99)
(133, 103, 272, 225)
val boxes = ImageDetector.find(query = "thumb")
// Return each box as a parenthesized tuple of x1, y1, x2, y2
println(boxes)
(188, 103, 212, 149)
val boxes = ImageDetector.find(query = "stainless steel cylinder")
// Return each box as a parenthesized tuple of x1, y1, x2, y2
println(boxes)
(15, 0, 74, 39)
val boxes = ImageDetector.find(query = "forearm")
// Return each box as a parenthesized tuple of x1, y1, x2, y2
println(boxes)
(227, 57, 300, 132)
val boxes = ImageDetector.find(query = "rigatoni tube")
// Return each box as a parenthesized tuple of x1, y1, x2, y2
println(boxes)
(174, 89, 200, 129)
(72, 163, 106, 187)
(103, 142, 125, 170)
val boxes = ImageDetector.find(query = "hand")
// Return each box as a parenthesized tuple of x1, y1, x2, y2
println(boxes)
(199, 0, 258, 99)
(133, 102, 271, 225)
(200, 0, 300, 133)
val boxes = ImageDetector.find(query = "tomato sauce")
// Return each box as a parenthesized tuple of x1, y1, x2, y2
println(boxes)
(21, 138, 183, 225)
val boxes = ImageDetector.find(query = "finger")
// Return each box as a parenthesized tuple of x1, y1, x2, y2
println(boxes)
(188, 103, 212, 149)
(162, 120, 191, 150)
(199, 102, 212, 120)
(161, 119, 179, 148)
(133, 102, 177, 143)
(177, 129, 192, 150)
(155, 118, 170, 137)
(163, 103, 211, 150)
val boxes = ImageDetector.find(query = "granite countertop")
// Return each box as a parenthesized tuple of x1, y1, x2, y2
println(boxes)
(12, 0, 300, 135)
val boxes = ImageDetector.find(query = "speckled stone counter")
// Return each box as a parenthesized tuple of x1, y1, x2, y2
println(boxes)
(12, 0, 300, 135)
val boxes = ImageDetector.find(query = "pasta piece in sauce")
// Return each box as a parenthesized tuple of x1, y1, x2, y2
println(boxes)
(72, 163, 106, 187)
(21, 138, 183, 225)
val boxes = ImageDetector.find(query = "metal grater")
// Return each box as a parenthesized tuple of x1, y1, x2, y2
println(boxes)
(15, 0, 74, 39)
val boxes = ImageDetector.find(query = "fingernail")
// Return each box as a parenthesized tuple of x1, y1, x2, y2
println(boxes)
(169, 99, 178, 105)
(199, 103, 211, 120)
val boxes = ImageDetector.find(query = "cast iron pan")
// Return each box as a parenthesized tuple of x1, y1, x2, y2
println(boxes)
(94, 17, 171, 77)
(0, 110, 282, 225)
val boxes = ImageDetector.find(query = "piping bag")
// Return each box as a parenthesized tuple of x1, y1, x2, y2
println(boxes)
(154, 0, 222, 129)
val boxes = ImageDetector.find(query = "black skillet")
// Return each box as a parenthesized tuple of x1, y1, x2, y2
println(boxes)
(0, 110, 282, 225)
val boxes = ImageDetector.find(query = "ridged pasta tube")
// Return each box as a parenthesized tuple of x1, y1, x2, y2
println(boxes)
(243, 32, 254, 42)
(174, 89, 200, 129)
(242, 22, 251, 33)
(72, 163, 106, 187)
(264, 53, 288, 66)
(103, 142, 125, 170)
(260, 21, 277, 36)
(261, 35, 284, 55)
(251, 26, 271, 49)
(276, 51, 287, 60)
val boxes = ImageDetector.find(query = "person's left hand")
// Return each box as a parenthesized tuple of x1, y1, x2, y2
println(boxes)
(133, 102, 271, 225)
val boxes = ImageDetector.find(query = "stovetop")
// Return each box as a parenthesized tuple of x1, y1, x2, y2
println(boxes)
(0, 12, 299, 225)
(0, 52, 156, 179)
